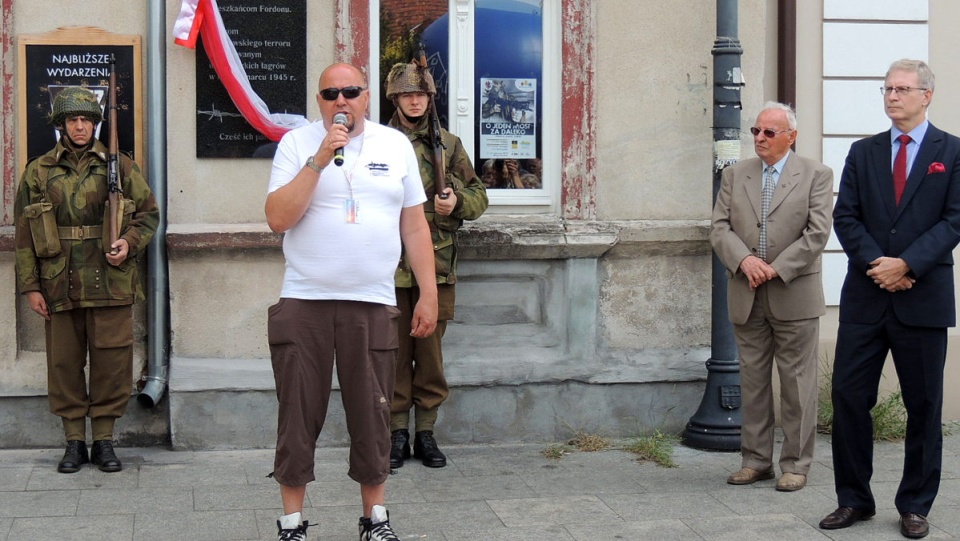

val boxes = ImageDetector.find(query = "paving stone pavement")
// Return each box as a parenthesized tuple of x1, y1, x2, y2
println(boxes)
(0, 431, 958, 540)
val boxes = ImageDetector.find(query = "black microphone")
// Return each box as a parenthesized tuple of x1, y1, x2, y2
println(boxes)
(333, 112, 347, 166)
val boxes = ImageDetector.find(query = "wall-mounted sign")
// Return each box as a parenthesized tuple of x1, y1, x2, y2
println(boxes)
(18, 27, 142, 171)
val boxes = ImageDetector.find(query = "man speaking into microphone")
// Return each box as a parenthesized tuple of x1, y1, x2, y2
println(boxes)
(265, 62, 438, 541)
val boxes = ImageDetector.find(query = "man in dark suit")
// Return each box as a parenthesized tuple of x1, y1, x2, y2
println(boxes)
(820, 59, 960, 540)
(711, 102, 833, 492)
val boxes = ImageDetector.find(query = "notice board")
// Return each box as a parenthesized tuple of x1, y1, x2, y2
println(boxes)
(18, 27, 143, 171)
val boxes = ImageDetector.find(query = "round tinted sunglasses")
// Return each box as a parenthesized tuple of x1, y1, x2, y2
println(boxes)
(319, 86, 365, 101)
(749, 127, 791, 138)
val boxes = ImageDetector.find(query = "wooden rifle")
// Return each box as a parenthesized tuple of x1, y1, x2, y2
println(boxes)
(106, 54, 122, 255)
(417, 45, 448, 199)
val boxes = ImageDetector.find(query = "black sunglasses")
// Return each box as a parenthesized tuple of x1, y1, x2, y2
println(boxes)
(319, 86, 365, 101)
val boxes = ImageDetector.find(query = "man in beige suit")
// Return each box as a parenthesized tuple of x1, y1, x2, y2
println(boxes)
(710, 101, 834, 492)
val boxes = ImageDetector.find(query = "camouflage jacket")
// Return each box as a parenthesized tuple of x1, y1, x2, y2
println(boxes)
(14, 138, 160, 313)
(388, 112, 488, 286)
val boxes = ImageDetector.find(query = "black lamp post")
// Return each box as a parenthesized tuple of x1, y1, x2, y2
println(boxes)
(681, 0, 743, 451)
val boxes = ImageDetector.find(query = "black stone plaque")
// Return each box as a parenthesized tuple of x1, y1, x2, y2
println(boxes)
(195, 0, 307, 158)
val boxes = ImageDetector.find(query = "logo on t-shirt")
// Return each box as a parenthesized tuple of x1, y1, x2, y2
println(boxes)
(366, 162, 390, 176)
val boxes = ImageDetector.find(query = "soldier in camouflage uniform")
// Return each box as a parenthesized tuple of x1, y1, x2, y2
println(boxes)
(14, 86, 159, 473)
(385, 62, 489, 468)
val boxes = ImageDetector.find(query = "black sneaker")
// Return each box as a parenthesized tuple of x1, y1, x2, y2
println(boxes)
(277, 519, 310, 541)
(389, 429, 410, 469)
(91, 440, 122, 472)
(413, 431, 447, 468)
(359, 505, 400, 541)
(57, 440, 89, 473)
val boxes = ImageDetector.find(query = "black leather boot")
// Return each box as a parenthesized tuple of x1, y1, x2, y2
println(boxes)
(390, 429, 410, 469)
(57, 440, 89, 473)
(91, 440, 122, 472)
(413, 431, 447, 468)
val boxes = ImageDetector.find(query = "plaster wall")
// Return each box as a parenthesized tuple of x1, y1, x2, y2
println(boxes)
(169, 245, 282, 359)
(596, 0, 770, 221)
(0, 253, 17, 391)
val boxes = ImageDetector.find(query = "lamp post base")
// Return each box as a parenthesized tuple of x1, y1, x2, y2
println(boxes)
(681, 358, 741, 451)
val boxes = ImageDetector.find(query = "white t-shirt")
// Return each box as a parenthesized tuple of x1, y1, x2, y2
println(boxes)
(268, 120, 426, 305)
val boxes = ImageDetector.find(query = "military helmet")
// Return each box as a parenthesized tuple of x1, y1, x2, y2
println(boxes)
(385, 62, 436, 99)
(50, 86, 102, 126)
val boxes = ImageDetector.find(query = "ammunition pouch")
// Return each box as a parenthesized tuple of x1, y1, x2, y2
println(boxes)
(22, 201, 61, 257)
(431, 231, 456, 280)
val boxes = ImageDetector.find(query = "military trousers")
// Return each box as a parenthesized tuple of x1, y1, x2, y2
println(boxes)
(391, 284, 455, 432)
(46, 305, 134, 441)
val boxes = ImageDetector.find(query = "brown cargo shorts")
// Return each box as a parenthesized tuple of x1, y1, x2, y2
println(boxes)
(268, 298, 400, 487)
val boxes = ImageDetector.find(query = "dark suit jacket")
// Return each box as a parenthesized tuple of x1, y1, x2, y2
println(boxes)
(834, 122, 960, 328)
(711, 152, 834, 324)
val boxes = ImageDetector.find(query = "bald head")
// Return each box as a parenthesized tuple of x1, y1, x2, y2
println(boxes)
(318, 63, 367, 92)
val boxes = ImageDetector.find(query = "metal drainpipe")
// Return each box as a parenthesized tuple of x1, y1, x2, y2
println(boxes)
(138, 0, 170, 408)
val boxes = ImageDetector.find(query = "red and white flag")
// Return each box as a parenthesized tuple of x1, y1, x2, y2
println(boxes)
(173, 0, 307, 141)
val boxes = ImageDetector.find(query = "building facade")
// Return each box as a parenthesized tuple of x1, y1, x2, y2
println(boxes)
(0, 0, 957, 449)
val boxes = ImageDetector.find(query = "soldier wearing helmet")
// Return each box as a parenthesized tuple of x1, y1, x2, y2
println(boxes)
(13, 86, 159, 474)
(385, 62, 488, 469)
(50, 86, 104, 125)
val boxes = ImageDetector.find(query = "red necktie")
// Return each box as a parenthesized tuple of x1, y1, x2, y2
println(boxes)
(894, 134, 911, 205)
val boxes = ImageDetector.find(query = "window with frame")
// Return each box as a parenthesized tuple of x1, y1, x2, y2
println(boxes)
(372, 0, 560, 211)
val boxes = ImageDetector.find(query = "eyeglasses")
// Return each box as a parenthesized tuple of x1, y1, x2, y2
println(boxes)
(749, 127, 791, 138)
(880, 86, 928, 96)
(319, 86, 365, 101)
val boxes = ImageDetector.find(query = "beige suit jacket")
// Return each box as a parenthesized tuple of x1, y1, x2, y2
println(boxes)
(710, 152, 834, 324)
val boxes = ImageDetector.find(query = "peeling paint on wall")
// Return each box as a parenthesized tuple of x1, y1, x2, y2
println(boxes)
(1, 0, 14, 225)
(337, 0, 370, 73)
(561, 0, 597, 221)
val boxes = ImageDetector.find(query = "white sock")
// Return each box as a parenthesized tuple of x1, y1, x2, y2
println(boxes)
(370, 504, 388, 524)
(279, 511, 302, 529)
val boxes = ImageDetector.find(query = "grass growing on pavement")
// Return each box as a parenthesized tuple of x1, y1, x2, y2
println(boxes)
(541, 443, 573, 460)
(818, 357, 908, 441)
(621, 430, 679, 468)
(540, 429, 679, 468)
(567, 430, 611, 452)
(870, 390, 908, 441)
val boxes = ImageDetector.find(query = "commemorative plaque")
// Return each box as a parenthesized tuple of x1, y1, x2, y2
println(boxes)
(195, 0, 307, 158)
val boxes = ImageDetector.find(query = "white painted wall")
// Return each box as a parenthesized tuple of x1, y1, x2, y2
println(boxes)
(819, 6, 929, 306)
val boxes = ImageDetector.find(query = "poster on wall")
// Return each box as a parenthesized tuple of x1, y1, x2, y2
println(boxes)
(18, 27, 142, 171)
(478, 77, 537, 159)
